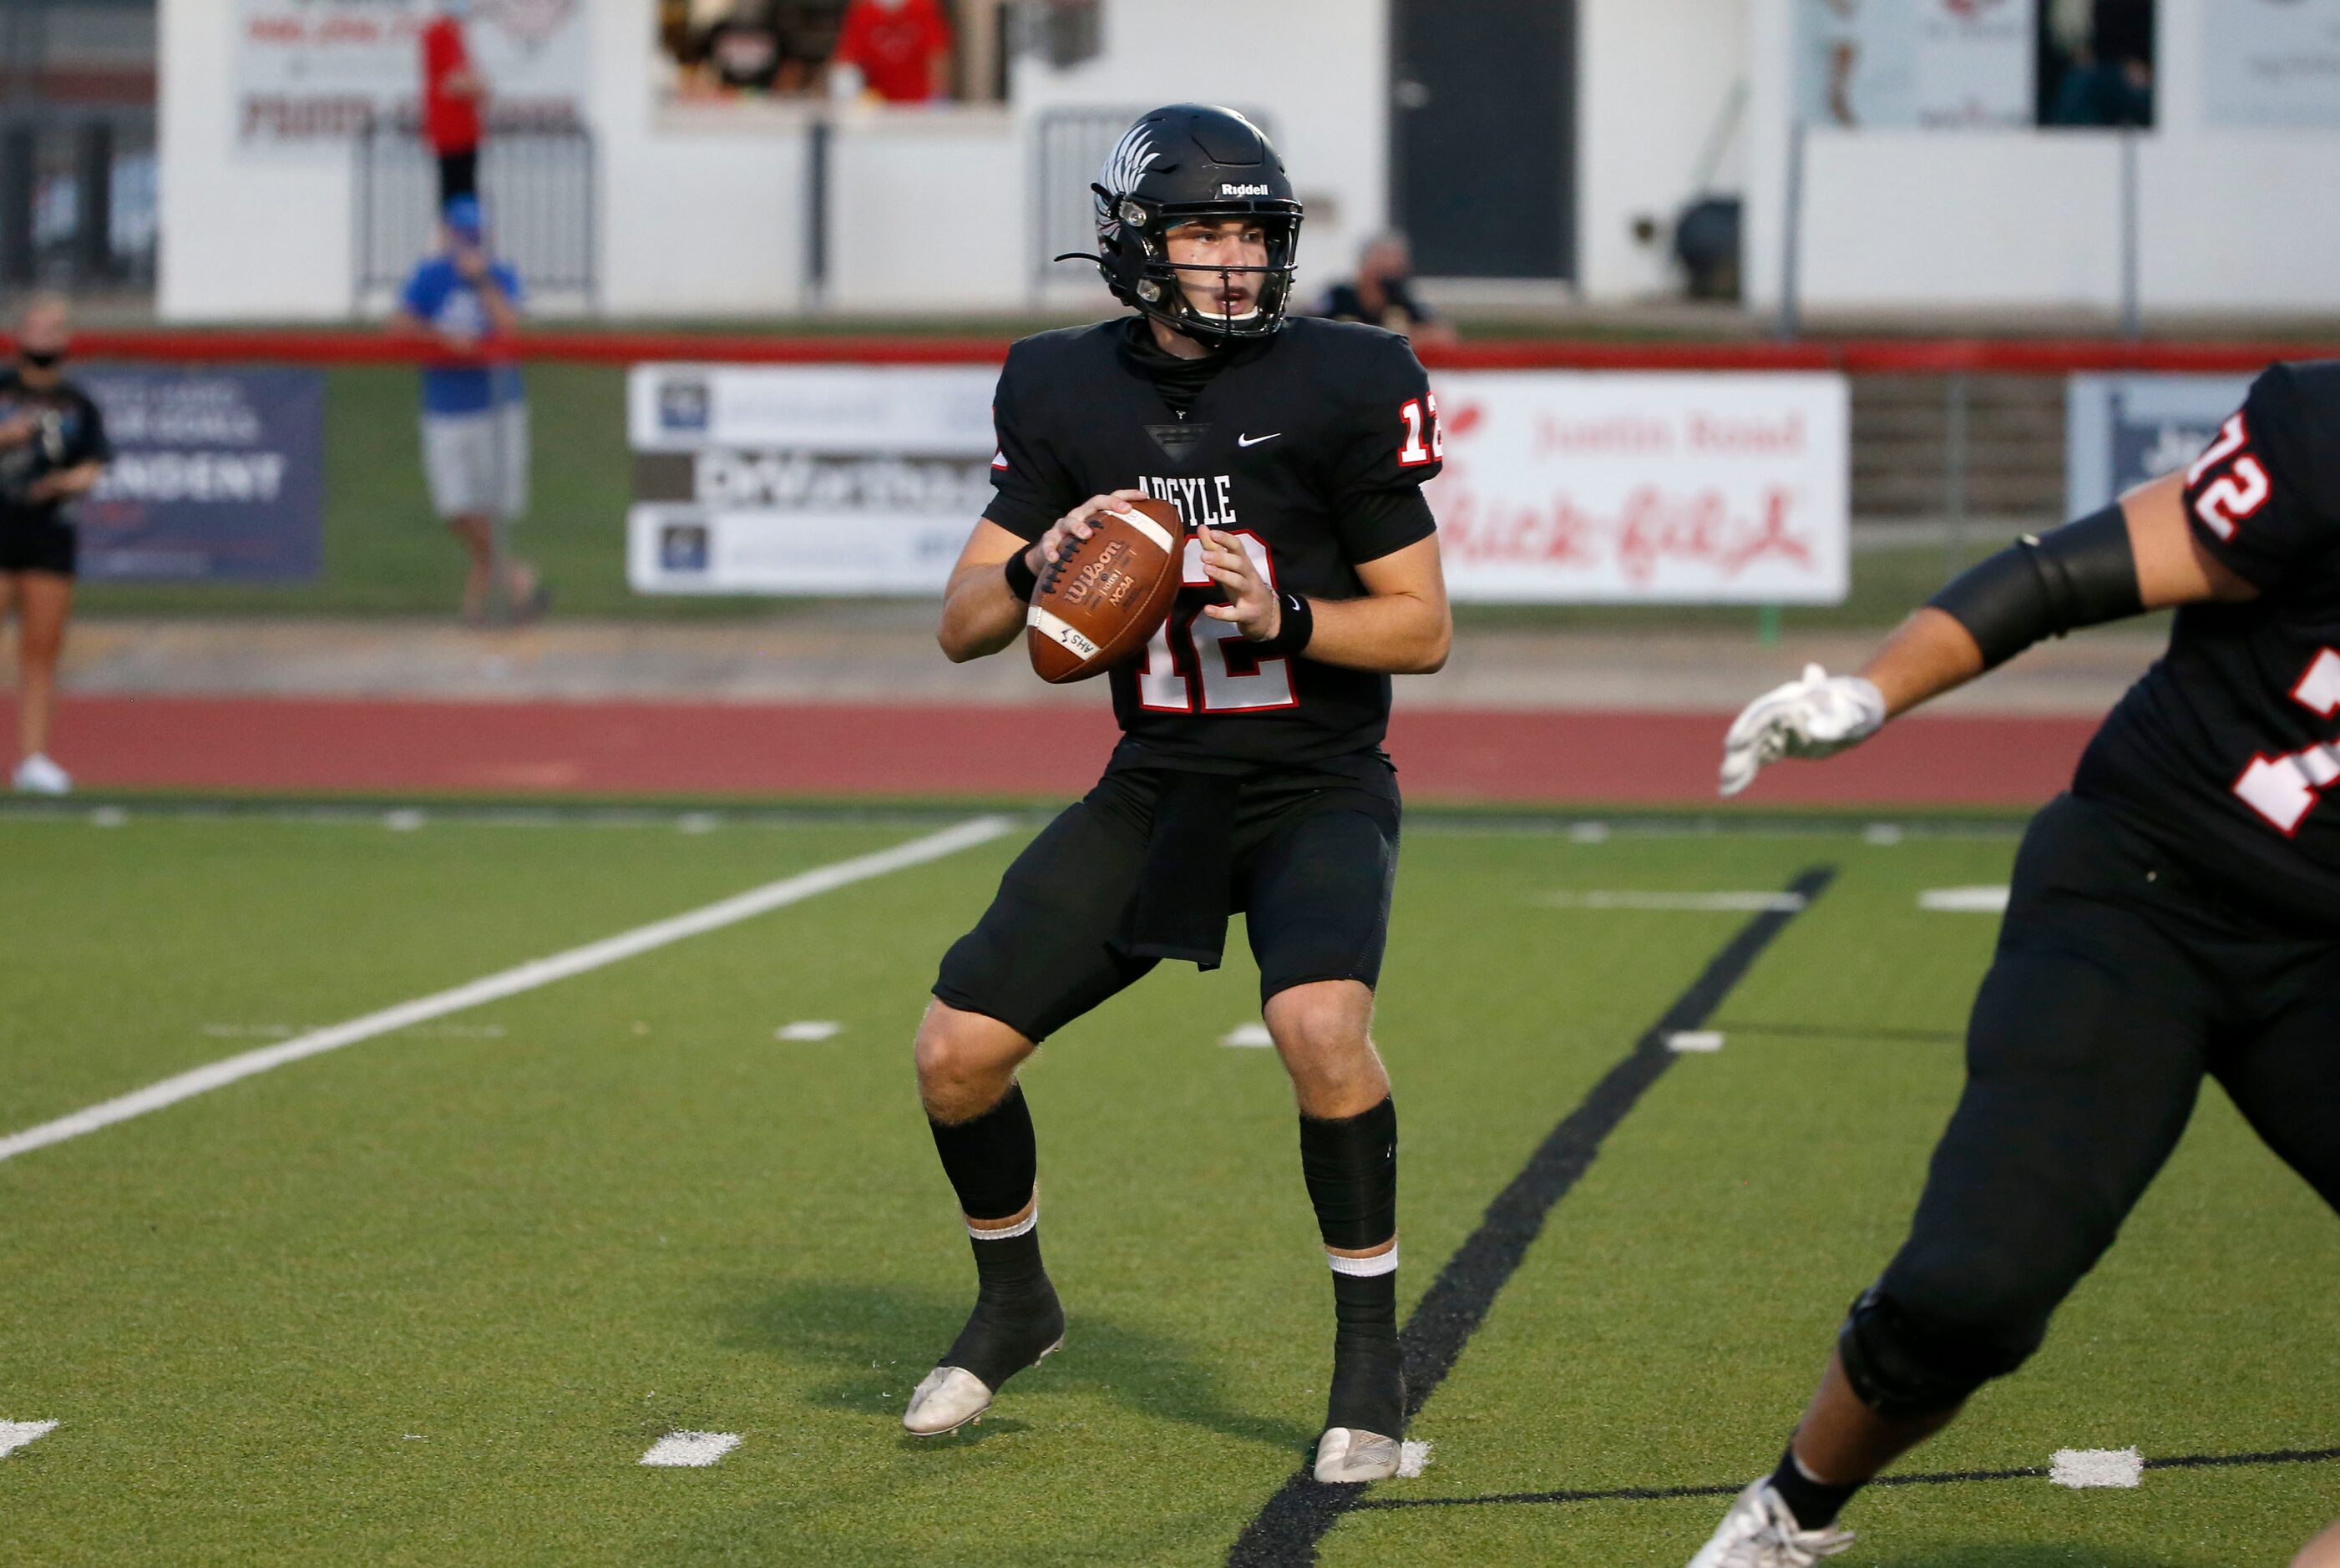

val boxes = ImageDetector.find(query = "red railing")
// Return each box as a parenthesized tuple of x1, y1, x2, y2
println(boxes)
(7, 329, 2334, 374)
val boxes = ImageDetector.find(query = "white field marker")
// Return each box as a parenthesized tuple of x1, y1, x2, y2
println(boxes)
(0, 1419, 58, 1458)
(2049, 1447, 2144, 1489)
(1920, 886, 2011, 913)
(1665, 1031, 1725, 1054)
(0, 817, 1012, 1165)
(90, 806, 128, 828)
(1221, 1023, 1274, 1049)
(1535, 891, 1808, 913)
(383, 809, 428, 832)
(1568, 822, 1610, 843)
(776, 1020, 843, 1042)
(1397, 1439, 1433, 1479)
(640, 1431, 741, 1468)
(1864, 823, 1906, 846)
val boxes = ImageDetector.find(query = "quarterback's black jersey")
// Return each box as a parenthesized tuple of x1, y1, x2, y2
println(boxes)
(2074, 361, 2340, 932)
(985, 316, 1441, 773)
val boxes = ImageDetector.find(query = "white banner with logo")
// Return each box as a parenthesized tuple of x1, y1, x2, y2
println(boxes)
(626, 363, 1848, 603)
(627, 363, 1000, 596)
(236, 0, 589, 149)
(1426, 372, 1849, 604)
(2204, 0, 2340, 127)
(1796, 0, 2039, 129)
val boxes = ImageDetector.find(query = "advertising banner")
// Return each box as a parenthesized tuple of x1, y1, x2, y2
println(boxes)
(627, 363, 1848, 604)
(2066, 373, 2254, 518)
(627, 363, 1000, 596)
(1797, 0, 2039, 129)
(2204, 0, 2340, 127)
(69, 367, 327, 583)
(236, 0, 590, 149)
(1426, 372, 1850, 604)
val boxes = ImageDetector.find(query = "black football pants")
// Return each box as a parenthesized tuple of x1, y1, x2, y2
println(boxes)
(933, 764, 1400, 1043)
(1871, 792, 2340, 1383)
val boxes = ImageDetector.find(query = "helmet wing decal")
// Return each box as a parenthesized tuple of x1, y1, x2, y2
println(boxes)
(1099, 124, 1161, 201)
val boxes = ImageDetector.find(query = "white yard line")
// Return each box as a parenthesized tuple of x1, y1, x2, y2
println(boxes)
(1665, 1031, 1726, 1053)
(2049, 1447, 2144, 1489)
(0, 817, 1012, 1166)
(1534, 891, 1810, 913)
(1920, 885, 2012, 913)
(0, 1420, 58, 1459)
(641, 1431, 742, 1468)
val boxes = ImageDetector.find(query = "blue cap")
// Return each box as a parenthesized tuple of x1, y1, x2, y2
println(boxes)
(443, 195, 484, 240)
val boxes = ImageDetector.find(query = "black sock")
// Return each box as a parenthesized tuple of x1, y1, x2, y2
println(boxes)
(929, 1080, 1038, 1225)
(1766, 1444, 1860, 1530)
(929, 1082, 1060, 1387)
(1300, 1098, 1404, 1436)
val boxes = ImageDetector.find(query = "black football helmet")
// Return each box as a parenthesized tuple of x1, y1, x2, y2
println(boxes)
(1072, 104, 1304, 345)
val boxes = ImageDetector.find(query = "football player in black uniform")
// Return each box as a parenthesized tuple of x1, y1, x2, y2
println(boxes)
(900, 105, 1451, 1485)
(1690, 362, 2340, 1566)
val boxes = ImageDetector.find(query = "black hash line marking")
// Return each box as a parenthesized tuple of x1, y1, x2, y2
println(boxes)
(1354, 1445, 2340, 1511)
(1226, 867, 1838, 1567)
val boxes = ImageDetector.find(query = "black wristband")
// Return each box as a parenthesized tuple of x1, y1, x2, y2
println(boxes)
(1001, 549, 1040, 603)
(1251, 591, 1314, 658)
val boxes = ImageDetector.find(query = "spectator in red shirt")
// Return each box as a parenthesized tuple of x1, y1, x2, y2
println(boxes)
(832, 0, 953, 104)
(422, 1, 488, 208)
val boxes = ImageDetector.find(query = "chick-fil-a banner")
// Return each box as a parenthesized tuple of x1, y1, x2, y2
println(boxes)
(1425, 372, 1850, 604)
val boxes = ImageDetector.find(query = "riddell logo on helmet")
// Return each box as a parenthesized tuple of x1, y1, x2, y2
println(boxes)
(1219, 183, 1271, 197)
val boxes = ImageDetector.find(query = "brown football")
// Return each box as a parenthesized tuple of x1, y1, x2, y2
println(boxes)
(1026, 496, 1189, 684)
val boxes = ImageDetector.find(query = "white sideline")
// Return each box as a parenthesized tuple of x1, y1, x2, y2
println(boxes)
(0, 817, 1014, 1166)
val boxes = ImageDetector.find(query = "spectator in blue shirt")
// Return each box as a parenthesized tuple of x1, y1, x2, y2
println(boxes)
(390, 195, 545, 625)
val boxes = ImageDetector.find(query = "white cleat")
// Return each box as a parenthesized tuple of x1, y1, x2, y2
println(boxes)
(902, 1366, 995, 1436)
(13, 754, 70, 796)
(1313, 1426, 1401, 1484)
(1687, 1479, 1855, 1567)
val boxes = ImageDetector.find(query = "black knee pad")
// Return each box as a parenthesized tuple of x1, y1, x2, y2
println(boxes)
(1836, 1284, 2044, 1419)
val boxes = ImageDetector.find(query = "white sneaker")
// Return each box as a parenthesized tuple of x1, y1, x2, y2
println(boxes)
(13, 754, 70, 796)
(1687, 1479, 1855, 1567)
(902, 1366, 996, 1437)
(1313, 1426, 1401, 1483)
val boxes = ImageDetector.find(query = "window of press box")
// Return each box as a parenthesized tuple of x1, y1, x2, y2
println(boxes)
(2036, 0, 2155, 129)
(655, 0, 1022, 106)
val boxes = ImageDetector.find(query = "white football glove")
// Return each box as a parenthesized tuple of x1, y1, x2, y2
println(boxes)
(1718, 664, 1888, 797)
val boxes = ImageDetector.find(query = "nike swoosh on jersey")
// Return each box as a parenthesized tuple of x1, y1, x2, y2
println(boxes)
(1238, 432, 1282, 448)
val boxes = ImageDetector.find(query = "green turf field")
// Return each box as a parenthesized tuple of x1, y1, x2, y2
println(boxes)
(2, 808, 2333, 1565)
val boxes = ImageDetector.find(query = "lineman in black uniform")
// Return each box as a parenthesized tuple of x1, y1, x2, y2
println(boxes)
(1690, 362, 2340, 1567)
(903, 105, 1451, 1485)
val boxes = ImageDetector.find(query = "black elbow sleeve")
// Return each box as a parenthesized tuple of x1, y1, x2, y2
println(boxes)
(1926, 503, 2144, 670)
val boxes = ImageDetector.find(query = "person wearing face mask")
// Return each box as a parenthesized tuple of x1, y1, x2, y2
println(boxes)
(0, 295, 110, 797)
(421, 0, 488, 207)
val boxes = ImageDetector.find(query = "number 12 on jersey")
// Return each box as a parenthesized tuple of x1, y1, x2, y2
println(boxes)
(1137, 531, 1299, 714)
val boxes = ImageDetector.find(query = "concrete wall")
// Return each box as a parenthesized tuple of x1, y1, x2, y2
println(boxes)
(1744, 0, 2340, 316)
(157, 0, 352, 321)
(1010, 0, 1390, 309)
(1577, 0, 1748, 301)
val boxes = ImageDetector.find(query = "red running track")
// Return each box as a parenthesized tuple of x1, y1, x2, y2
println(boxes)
(18, 695, 2095, 807)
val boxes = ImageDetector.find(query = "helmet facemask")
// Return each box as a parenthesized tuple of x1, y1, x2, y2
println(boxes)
(1102, 190, 1303, 346)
